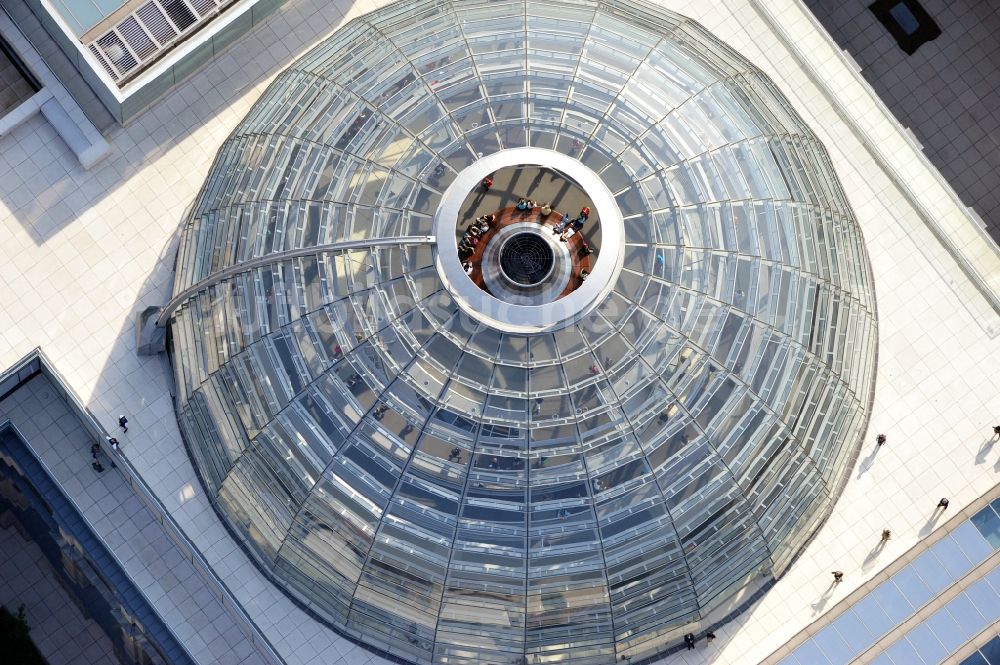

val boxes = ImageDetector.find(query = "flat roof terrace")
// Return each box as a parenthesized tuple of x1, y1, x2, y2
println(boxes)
(0, 0, 998, 663)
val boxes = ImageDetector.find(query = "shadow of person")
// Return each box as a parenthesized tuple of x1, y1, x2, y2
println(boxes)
(527, 168, 545, 196)
(857, 448, 878, 478)
(462, 189, 489, 222)
(862, 540, 888, 571)
(810, 581, 838, 616)
(977, 437, 996, 465)
(919, 508, 945, 537)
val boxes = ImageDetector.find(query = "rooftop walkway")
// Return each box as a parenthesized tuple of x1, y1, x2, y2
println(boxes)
(0, 371, 273, 665)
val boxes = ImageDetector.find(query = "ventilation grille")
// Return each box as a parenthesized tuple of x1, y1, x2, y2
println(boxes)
(136, 2, 178, 44)
(162, 0, 197, 31)
(119, 16, 156, 59)
(86, 0, 237, 85)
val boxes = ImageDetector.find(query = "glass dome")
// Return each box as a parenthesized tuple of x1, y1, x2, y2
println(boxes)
(167, 1, 878, 663)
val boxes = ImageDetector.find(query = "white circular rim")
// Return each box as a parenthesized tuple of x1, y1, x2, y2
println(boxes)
(433, 148, 625, 333)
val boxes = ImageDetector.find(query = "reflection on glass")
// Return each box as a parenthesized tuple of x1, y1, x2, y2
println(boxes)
(167, 0, 877, 662)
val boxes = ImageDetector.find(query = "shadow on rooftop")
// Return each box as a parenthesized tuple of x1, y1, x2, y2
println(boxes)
(919, 507, 947, 538)
(856, 447, 878, 478)
(810, 580, 838, 617)
(861, 539, 888, 572)
(976, 436, 996, 465)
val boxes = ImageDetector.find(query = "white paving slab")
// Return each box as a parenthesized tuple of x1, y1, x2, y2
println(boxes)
(0, 1, 998, 664)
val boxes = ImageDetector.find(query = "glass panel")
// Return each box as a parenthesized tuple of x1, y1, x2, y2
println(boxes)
(911, 550, 956, 598)
(791, 638, 831, 665)
(811, 623, 854, 665)
(931, 534, 974, 581)
(884, 637, 922, 665)
(904, 623, 947, 665)
(828, 609, 872, 659)
(893, 563, 934, 609)
(965, 578, 1000, 623)
(972, 506, 1000, 549)
(851, 594, 895, 638)
(926, 604, 966, 654)
(960, 652, 990, 665)
(168, 1, 880, 662)
(871, 581, 914, 624)
(952, 520, 995, 562)
(980, 636, 1000, 664)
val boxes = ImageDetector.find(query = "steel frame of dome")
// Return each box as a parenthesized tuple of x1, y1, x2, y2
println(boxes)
(166, 1, 878, 663)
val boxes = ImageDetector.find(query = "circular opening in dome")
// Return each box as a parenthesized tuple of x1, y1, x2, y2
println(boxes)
(498, 232, 555, 286)
(452, 162, 605, 309)
(434, 147, 626, 333)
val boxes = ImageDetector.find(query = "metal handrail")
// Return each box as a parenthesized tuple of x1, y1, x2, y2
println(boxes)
(0, 348, 285, 665)
(156, 234, 435, 326)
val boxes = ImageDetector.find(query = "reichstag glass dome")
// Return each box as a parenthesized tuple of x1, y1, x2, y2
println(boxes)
(167, 1, 878, 663)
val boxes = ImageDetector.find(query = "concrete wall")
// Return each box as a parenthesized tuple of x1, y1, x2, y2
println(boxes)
(12, 0, 289, 125)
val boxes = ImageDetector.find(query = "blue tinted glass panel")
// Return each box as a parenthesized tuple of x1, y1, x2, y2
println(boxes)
(965, 578, 1000, 624)
(933, 535, 975, 582)
(49, 0, 98, 34)
(793, 638, 831, 665)
(884, 636, 922, 664)
(960, 652, 989, 665)
(926, 603, 966, 653)
(904, 623, 946, 664)
(946, 592, 988, 641)
(854, 593, 895, 639)
(987, 565, 1000, 593)
(872, 581, 913, 624)
(982, 635, 1000, 664)
(952, 521, 994, 563)
(911, 550, 956, 597)
(893, 563, 933, 609)
(830, 609, 872, 659)
(812, 623, 853, 665)
(972, 506, 1000, 549)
